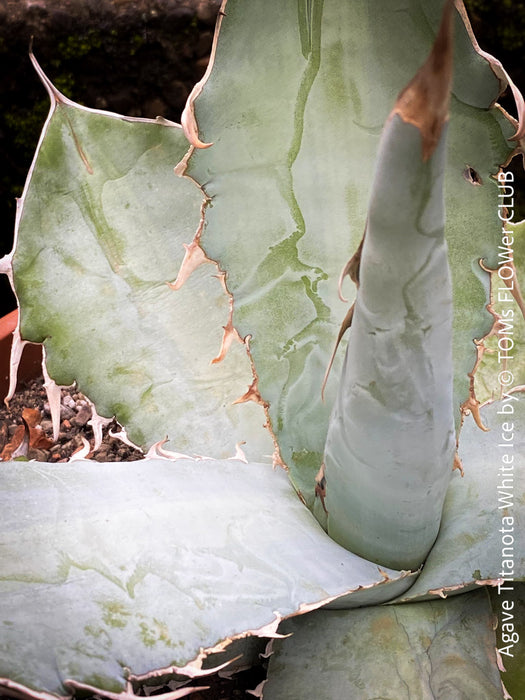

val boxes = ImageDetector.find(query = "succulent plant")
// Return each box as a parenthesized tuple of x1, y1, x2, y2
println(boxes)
(0, 0, 524, 698)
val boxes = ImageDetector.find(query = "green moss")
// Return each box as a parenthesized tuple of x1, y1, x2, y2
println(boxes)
(4, 100, 49, 158)
(464, 0, 525, 53)
(129, 34, 145, 56)
(57, 31, 103, 60)
(52, 73, 77, 99)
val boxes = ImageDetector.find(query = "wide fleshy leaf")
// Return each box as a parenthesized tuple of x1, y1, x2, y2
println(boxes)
(323, 4, 455, 571)
(6, 57, 274, 461)
(263, 589, 503, 700)
(1, 4, 523, 697)
(393, 396, 525, 602)
(474, 218, 525, 403)
(182, 0, 523, 500)
(0, 457, 415, 697)
(490, 582, 525, 700)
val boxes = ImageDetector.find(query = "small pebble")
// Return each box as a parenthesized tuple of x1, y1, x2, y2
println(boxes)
(31, 448, 50, 462)
(62, 395, 76, 410)
(60, 406, 75, 421)
(71, 405, 92, 428)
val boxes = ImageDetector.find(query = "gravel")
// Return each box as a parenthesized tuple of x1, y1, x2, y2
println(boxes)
(0, 376, 144, 462)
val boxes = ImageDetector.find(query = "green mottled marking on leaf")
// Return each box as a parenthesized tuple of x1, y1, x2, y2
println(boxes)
(0, 458, 414, 695)
(79, 675, 124, 695)
(186, 0, 519, 501)
(265, 589, 503, 699)
(100, 601, 131, 630)
(139, 619, 176, 649)
(291, 449, 323, 473)
(12, 70, 273, 460)
(489, 583, 525, 699)
(140, 622, 158, 648)
(288, 0, 323, 168)
(84, 625, 112, 647)
(297, 0, 314, 59)
(473, 218, 525, 401)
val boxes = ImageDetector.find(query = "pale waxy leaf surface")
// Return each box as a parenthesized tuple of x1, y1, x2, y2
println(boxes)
(393, 397, 525, 603)
(0, 458, 415, 696)
(185, 0, 521, 500)
(322, 0, 456, 571)
(2, 4, 523, 697)
(324, 114, 455, 571)
(489, 582, 525, 700)
(10, 68, 273, 461)
(263, 589, 503, 700)
(474, 218, 525, 403)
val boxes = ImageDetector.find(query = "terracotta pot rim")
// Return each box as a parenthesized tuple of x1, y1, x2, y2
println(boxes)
(0, 308, 19, 342)
(0, 308, 43, 400)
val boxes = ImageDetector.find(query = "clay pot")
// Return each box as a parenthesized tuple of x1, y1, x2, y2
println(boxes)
(0, 309, 42, 401)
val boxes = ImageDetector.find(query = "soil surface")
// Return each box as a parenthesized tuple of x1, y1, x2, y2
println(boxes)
(0, 376, 145, 461)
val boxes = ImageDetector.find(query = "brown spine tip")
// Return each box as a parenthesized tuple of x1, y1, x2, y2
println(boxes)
(391, 0, 454, 161)
(179, 0, 227, 149)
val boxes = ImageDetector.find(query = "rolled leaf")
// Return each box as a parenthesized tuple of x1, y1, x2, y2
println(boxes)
(323, 4, 456, 570)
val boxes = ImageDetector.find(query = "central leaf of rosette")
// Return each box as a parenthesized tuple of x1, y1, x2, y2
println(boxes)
(323, 2, 456, 571)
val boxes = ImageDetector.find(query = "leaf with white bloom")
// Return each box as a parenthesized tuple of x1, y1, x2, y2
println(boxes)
(263, 589, 503, 699)
(0, 457, 415, 697)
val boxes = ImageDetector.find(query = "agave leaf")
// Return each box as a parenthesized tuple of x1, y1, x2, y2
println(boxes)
(0, 457, 415, 697)
(5, 2, 522, 490)
(182, 0, 522, 501)
(489, 583, 525, 700)
(322, 3, 456, 571)
(263, 589, 503, 700)
(474, 219, 525, 403)
(393, 397, 525, 603)
(6, 57, 273, 461)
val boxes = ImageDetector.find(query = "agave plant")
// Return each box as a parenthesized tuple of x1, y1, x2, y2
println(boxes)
(0, 0, 524, 698)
